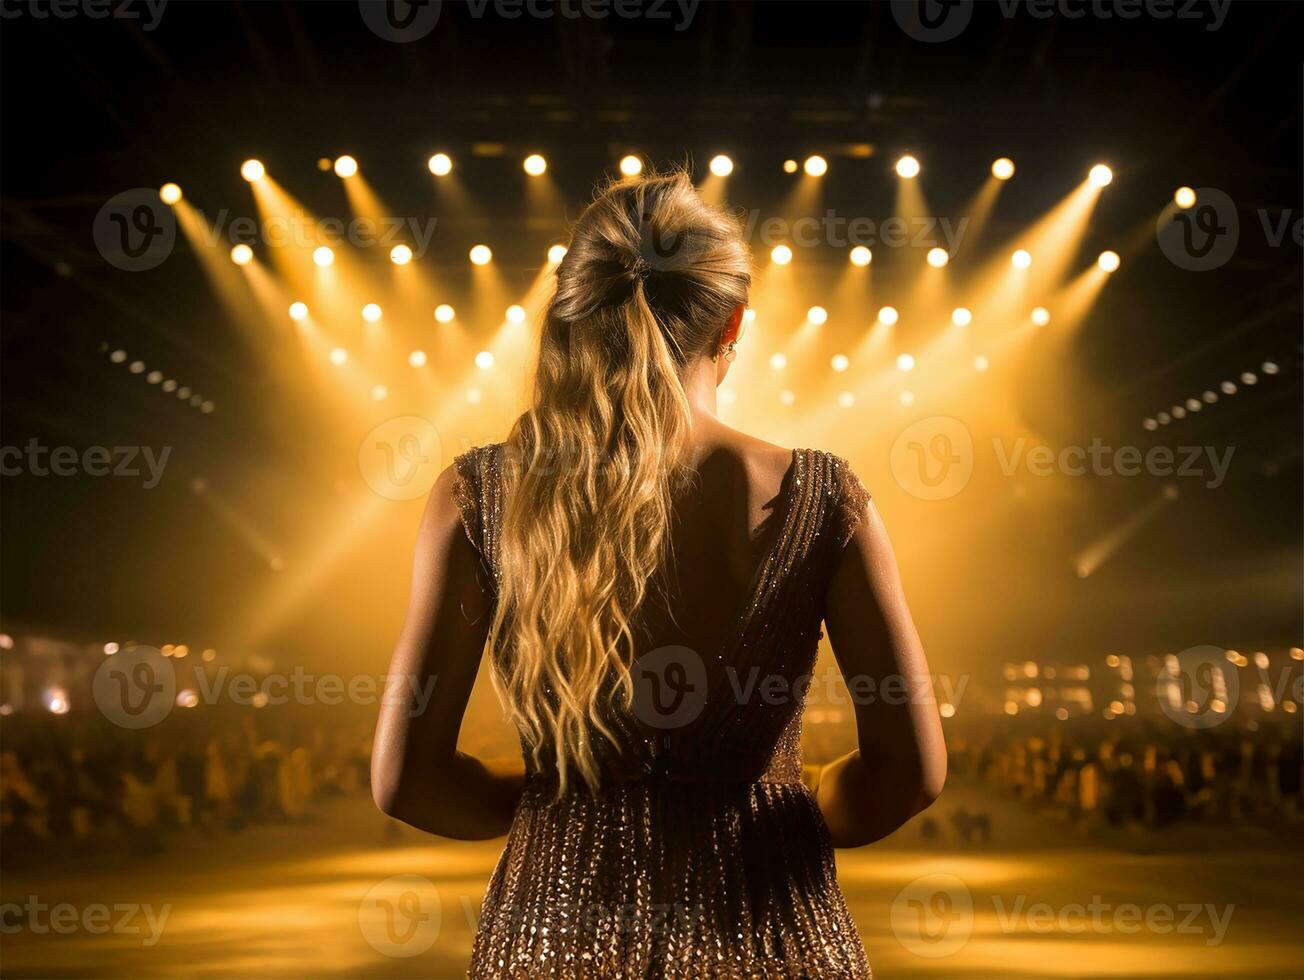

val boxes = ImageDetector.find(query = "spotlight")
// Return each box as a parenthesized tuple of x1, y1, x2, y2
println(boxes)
(743, 308, 757, 326)
(469, 244, 493, 266)
(313, 246, 334, 267)
(1031, 306, 1051, 326)
(428, 153, 452, 176)
(288, 302, 308, 321)
(849, 245, 872, 267)
(1097, 250, 1120, 272)
(1262, 360, 1279, 375)
(619, 155, 643, 177)
(547, 244, 568, 264)
(523, 154, 547, 176)
(1174, 186, 1196, 209)
(803, 155, 828, 177)
(240, 159, 265, 182)
(159, 182, 182, 205)
(434, 304, 455, 323)
(362, 303, 382, 322)
(1011, 248, 1032, 269)
(895, 155, 920, 179)
(1089, 164, 1113, 188)
(390, 244, 413, 265)
(831, 354, 850, 372)
(709, 155, 734, 177)
(974, 355, 990, 372)
(109, 350, 127, 363)
(899, 390, 916, 407)
(951, 307, 972, 326)
(806, 306, 828, 326)
(782, 159, 799, 174)
(769, 353, 788, 371)
(129, 360, 145, 374)
(230, 244, 253, 266)
(506, 305, 526, 323)
(329, 347, 348, 365)
(409, 350, 427, 368)
(896, 353, 915, 372)
(837, 391, 855, 408)
(877, 306, 899, 326)
(371, 384, 388, 402)
(770, 244, 793, 265)
(991, 158, 1015, 180)
(926, 247, 949, 268)
(1240, 371, 1257, 385)
(475, 351, 494, 369)
(334, 155, 358, 178)
(1220, 380, 1236, 395)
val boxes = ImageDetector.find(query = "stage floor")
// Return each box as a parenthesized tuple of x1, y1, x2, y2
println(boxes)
(4, 787, 1301, 978)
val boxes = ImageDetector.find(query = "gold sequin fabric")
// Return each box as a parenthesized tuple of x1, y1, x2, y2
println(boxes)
(453, 445, 873, 978)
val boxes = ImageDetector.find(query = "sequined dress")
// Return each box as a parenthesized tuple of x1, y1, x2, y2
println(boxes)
(453, 444, 873, 978)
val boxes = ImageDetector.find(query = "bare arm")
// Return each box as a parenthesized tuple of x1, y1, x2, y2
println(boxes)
(816, 502, 947, 848)
(370, 465, 525, 839)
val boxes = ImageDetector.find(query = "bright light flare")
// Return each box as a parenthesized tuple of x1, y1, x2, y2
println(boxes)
(619, 155, 643, 177)
(390, 244, 413, 265)
(240, 159, 265, 182)
(475, 351, 495, 370)
(329, 347, 348, 365)
(849, 245, 872, 267)
(770, 245, 793, 266)
(1031, 306, 1051, 326)
(803, 155, 828, 177)
(469, 244, 493, 266)
(1174, 186, 1196, 209)
(709, 155, 734, 177)
(288, 302, 308, 321)
(831, 354, 849, 372)
(523, 154, 547, 176)
(159, 182, 182, 205)
(1089, 164, 1113, 187)
(428, 153, 452, 176)
(991, 157, 1015, 180)
(229, 244, 253, 266)
(895, 155, 920, 179)
(506, 305, 527, 323)
(312, 246, 334, 268)
(877, 306, 899, 326)
(333, 155, 358, 178)
(769, 353, 787, 371)
(371, 384, 388, 402)
(362, 303, 382, 322)
(547, 244, 568, 264)
(1097, 250, 1120, 272)
(926, 247, 949, 268)
(1011, 248, 1032, 269)
(951, 307, 972, 326)
(896, 353, 915, 372)
(806, 306, 828, 326)
(409, 350, 427, 368)
(434, 304, 455, 323)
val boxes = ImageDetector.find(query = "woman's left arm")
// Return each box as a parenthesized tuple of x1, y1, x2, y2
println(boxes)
(371, 465, 525, 839)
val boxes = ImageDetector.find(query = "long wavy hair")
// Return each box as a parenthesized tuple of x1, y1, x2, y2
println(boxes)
(487, 171, 751, 793)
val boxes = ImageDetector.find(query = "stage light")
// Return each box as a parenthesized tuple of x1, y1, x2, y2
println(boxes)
(1262, 360, 1279, 375)
(831, 353, 849, 372)
(469, 244, 493, 266)
(1172, 405, 1186, 419)
(1202, 390, 1218, 403)
(1174, 186, 1196, 209)
(1011, 248, 1032, 269)
(1031, 306, 1051, 326)
(162, 379, 177, 392)
(548, 244, 567, 263)
(434, 304, 456, 323)
(877, 306, 899, 326)
(240, 159, 265, 182)
(779, 389, 796, 406)
(159, 182, 182, 205)
(769, 353, 788, 371)
(362, 303, 382, 322)
(974, 355, 990, 372)
(1220, 380, 1236, 395)
(129, 360, 145, 374)
(523, 153, 547, 176)
(1157, 411, 1170, 424)
(408, 350, 427, 368)
(899, 390, 916, 407)
(104, 642, 119, 655)
(109, 349, 127, 363)
(926, 247, 949, 268)
(709, 155, 734, 177)
(783, 159, 799, 174)
(837, 392, 855, 408)
(619, 155, 643, 177)
(230, 243, 253, 266)
(371, 384, 388, 401)
(390, 244, 413, 265)
(334, 155, 358, 178)
(991, 157, 1015, 180)
(288, 302, 308, 321)
(475, 351, 495, 369)
(1143, 418, 1158, 431)
(1089, 164, 1113, 187)
(743, 308, 757, 326)
(330, 347, 348, 365)
(849, 245, 872, 266)
(428, 153, 452, 176)
(313, 246, 334, 267)
(506, 304, 527, 323)
(1186, 397, 1202, 412)
(806, 305, 828, 325)
(895, 155, 920, 179)
(951, 307, 972, 326)
(146, 370, 162, 384)
(896, 353, 915, 372)
(1240, 371, 1257, 385)
(1097, 250, 1120, 272)
(770, 244, 793, 265)
(803, 155, 828, 177)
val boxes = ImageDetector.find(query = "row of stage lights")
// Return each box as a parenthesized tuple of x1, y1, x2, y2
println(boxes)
(105, 347, 215, 413)
(1141, 361, 1280, 432)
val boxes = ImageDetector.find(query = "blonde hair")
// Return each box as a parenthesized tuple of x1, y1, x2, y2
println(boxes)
(488, 171, 751, 793)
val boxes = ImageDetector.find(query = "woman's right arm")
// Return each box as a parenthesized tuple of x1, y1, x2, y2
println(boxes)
(816, 501, 946, 848)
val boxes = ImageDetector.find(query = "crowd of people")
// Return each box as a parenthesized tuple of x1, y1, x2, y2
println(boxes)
(0, 707, 373, 864)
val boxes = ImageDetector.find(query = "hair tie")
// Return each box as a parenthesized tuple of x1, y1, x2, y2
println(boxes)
(633, 257, 651, 281)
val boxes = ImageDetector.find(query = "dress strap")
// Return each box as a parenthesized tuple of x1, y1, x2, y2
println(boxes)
(451, 444, 505, 580)
(828, 454, 871, 548)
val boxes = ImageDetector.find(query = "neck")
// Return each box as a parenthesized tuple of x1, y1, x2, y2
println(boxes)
(681, 356, 719, 420)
